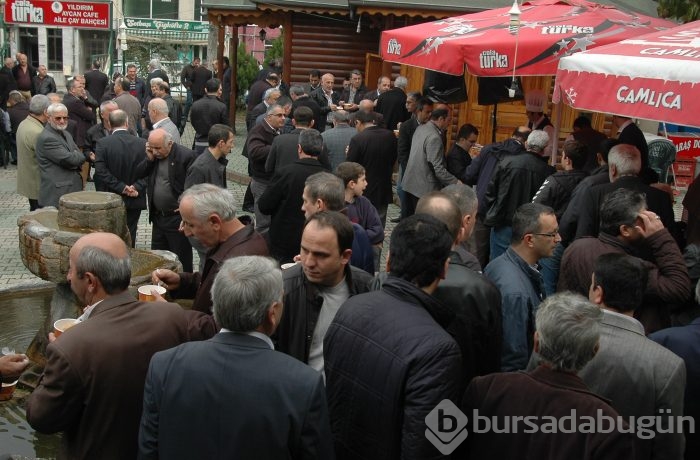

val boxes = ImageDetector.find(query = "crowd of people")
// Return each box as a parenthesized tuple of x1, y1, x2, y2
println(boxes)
(0, 58, 698, 460)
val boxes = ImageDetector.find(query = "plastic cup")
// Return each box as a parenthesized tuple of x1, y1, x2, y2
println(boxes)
(0, 380, 18, 401)
(138, 285, 167, 302)
(53, 318, 79, 337)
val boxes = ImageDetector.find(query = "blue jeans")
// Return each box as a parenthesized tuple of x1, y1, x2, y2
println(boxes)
(539, 242, 564, 296)
(489, 226, 512, 262)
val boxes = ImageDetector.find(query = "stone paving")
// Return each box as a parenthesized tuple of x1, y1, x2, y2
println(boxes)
(0, 118, 400, 293)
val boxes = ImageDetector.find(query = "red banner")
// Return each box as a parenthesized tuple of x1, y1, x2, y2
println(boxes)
(668, 134, 700, 160)
(4, 0, 110, 30)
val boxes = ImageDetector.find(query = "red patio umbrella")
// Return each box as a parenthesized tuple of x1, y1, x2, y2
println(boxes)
(379, 0, 674, 77)
(554, 21, 700, 128)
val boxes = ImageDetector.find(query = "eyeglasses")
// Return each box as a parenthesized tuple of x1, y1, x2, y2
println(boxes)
(269, 113, 285, 118)
(532, 231, 559, 238)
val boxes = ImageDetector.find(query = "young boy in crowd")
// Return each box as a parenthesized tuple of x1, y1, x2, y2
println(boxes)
(335, 162, 384, 271)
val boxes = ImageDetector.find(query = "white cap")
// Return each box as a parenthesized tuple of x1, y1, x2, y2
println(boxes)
(525, 89, 547, 113)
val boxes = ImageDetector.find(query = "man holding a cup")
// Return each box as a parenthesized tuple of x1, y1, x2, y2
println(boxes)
(26, 232, 215, 460)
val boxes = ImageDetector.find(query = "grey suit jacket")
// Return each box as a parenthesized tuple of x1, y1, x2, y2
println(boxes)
(36, 124, 85, 208)
(578, 310, 686, 460)
(402, 120, 457, 198)
(138, 332, 334, 460)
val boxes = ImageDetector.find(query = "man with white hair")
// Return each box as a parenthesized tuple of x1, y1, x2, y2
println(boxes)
(146, 97, 180, 144)
(146, 58, 169, 99)
(376, 75, 409, 131)
(484, 129, 554, 261)
(36, 103, 89, 208)
(139, 256, 333, 459)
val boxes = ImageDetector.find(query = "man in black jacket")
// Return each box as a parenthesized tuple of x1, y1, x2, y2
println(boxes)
(416, 191, 502, 380)
(94, 110, 147, 246)
(324, 214, 463, 459)
(190, 78, 228, 155)
(258, 128, 328, 263)
(274, 211, 373, 372)
(135, 128, 195, 271)
(484, 130, 554, 262)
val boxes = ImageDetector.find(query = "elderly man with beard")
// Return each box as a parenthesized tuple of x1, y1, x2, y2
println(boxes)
(36, 103, 91, 208)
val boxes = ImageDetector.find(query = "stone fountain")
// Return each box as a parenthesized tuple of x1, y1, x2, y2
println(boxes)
(16, 191, 181, 373)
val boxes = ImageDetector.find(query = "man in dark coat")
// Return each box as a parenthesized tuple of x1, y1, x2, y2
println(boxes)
(484, 130, 553, 261)
(460, 292, 634, 460)
(84, 61, 109, 102)
(575, 144, 674, 239)
(189, 60, 213, 102)
(135, 128, 196, 272)
(26, 232, 215, 460)
(446, 123, 479, 182)
(189, 78, 228, 155)
(247, 104, 286, 234)
(346, 110, 397, 226)
(138, 256, 333, 459)
(258, 129, 328, 263)
(375, 75, 409, 131)
(324, 214, 463, 459)
(560, 188, 691, 334)
(94, 110, 147, 246)
(613, 114, 651, 176)
(290, 85, 324, 132)
(338, 69, 367, 111)
(274, 211, 373, 371)
(417, 191, 502, 380)
(63, 78, 97, 152)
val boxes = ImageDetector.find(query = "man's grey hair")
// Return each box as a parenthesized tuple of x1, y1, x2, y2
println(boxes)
(149, 77, 164, 87)
(148, 58, 160, 69)
(148, 98, 168, 115)
(442, 183, 477, 217)
(608, 144, 642, 176)
(333, 110, 350, 123)
(99, 100, 118, 113)
(109, 109, 128, 128)
(305, 172, 345, 212)
(526, 130, 550, 153)
(394, 76, 408, 89)
(263, 88, 281, 101)
(76, 246, 131, 294)
(212, 256, 283, 332)
(29, 94, 50, 115)
(66, 78, 79, 91)
(289, 85, 305, 96)
(266, 103, 283, 116)
(160, 130, 173, 145)
(535, 292, 602, 372)
(47, 103, 67, 116)
(179, 183, 237, 222)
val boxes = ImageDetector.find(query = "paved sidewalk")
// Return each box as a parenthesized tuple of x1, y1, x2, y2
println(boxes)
(0, 119, 399, 292)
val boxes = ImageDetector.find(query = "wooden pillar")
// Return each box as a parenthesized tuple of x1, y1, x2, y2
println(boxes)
(283, 13, 293, 87)
(229, 25, 239, 129)
(217, 23, 225, 80)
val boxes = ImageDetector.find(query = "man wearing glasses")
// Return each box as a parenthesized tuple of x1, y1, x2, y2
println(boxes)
(485, 203, 560, 371)
(36, 103, 90, 208)
(246, 104, 287, 234)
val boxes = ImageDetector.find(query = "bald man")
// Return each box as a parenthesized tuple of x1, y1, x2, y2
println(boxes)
(135, 128, 196, 271)
(26, 232, 215, 460)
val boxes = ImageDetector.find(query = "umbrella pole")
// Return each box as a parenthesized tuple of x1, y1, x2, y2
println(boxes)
(492, 103, 498, 143)
(551, 101, 563, 165)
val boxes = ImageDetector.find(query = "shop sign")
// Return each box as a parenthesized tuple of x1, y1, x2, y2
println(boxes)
(4, 0, 110, 29)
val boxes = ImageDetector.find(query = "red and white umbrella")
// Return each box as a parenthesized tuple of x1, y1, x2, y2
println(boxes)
(554, 21, 700, 127)
(379, 0, 673, 77)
